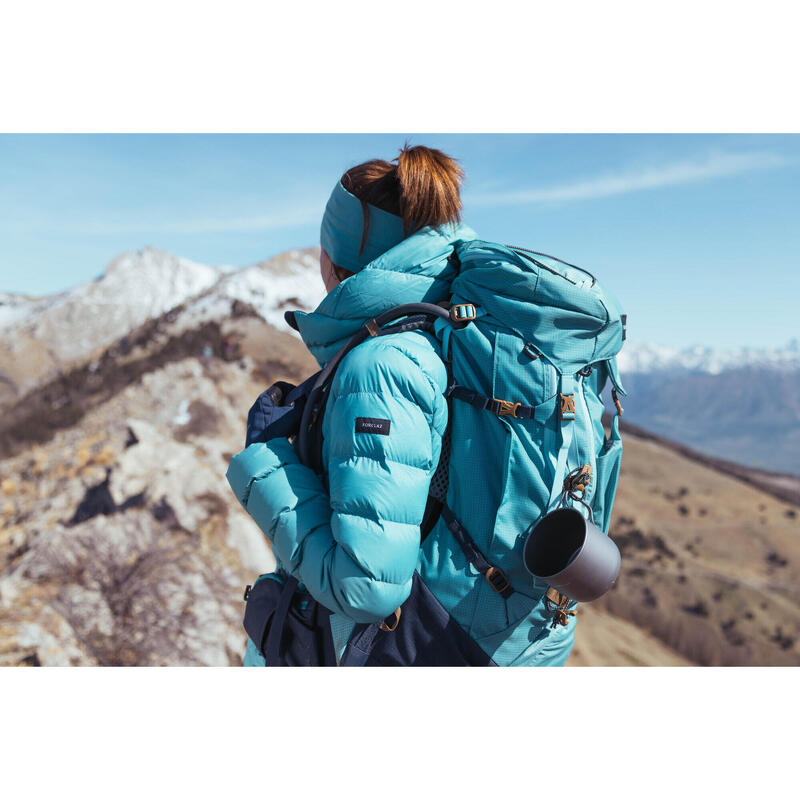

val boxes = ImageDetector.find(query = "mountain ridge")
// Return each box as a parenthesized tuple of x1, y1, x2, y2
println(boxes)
(0, 246, 324, 411)
(618, 338, 800, 375)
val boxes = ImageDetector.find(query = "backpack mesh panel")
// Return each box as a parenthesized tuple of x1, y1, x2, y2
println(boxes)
(428, 425, 451, 502)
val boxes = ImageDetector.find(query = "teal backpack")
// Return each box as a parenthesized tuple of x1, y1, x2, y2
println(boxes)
(236, 239, 627, 666)
(439, 241, 627, 534)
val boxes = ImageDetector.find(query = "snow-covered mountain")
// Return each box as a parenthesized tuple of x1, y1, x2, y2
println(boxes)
(0, 247, 325, 406)
(617, 338, 800, 476)
(1, 249, 220, 359)
(0, 245, 331, 665)
(168, 248, 325, 336)
(618, 338, 800, 375)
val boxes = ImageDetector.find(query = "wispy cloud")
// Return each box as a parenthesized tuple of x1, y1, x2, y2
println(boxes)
(0, 204, 325, 237)
(70, 205, 323, 236)
(468, 151, 789, 208)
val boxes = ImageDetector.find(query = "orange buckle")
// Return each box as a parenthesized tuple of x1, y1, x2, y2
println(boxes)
(493, 398, 521, 418)
(485, 566, 511, 594)
(560, 393, 576, 419)
(565, 464, 592, 493)
(450, 303, 477, 323)
(365, 319, 380, 337)
(379, 607, 402, 632)
(545, 586, 576, 628)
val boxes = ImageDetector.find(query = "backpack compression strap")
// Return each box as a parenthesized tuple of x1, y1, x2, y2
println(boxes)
(446, 385, 557, 423)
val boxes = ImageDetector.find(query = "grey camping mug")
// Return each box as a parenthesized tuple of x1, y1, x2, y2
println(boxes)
(522, 507, 621, 602)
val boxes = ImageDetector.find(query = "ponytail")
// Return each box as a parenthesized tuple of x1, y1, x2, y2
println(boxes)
(341, 144, 464, 239)
(395, 144, 464, 234)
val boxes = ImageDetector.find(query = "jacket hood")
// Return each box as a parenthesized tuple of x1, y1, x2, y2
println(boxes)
(294, 222, 477, 365)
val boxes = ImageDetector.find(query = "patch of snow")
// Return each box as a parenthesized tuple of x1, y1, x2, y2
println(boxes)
(618, 338, 800, 375)
(172, 398, 191, 426)
(170, 247, 325, 337)
(0, 292, 42, 330)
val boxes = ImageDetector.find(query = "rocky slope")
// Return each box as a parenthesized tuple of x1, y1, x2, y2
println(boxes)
(0, 247, 321, 665)
(0, 314, 317, 665)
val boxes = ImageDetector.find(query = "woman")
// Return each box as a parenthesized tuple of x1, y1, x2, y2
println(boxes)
(227, 144, 626, 666)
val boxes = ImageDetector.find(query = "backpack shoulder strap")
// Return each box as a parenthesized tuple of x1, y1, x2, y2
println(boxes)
(296, 302, 458, 473)
(421, 321, 456, 539)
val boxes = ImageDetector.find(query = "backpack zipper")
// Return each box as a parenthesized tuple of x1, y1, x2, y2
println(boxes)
(504, 244, 597, 287)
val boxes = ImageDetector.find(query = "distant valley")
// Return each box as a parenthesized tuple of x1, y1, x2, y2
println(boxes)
(618, 341, 800, 476)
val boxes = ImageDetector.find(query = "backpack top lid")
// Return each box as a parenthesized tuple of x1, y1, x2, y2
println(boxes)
(451, 241, 626, 373)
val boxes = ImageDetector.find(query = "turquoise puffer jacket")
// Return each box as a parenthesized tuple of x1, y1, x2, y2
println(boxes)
(228, 223, 624, 666)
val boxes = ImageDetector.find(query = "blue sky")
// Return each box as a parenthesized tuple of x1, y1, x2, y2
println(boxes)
(1, 134, 798, 349)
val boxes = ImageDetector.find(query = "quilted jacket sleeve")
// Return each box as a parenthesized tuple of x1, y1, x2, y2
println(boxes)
(226, 335, 448, 623)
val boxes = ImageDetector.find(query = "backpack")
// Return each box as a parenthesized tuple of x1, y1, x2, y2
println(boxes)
(241, 242, 627, 666)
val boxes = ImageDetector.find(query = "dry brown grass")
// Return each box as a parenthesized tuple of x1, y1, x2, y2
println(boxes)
(571, 429, 800, 666)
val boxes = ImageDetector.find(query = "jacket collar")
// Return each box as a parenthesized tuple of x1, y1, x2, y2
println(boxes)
(295, 222, 477, 366)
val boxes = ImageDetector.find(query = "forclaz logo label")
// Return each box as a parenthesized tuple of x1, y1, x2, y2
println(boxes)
(355, 417, 391, 435)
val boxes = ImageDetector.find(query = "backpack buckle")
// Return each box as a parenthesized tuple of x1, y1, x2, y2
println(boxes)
(450, 303, 477, 323)
(564, 464, 592, 494)
(492, 398, 521, 418)
(485, 566, 511, 594)
(560, 393, 576, 420)
(379, 607, 402, 632)
(545, 586, 576, 628)
(243, 584, 252, 601)
(522, 342, 541, 361)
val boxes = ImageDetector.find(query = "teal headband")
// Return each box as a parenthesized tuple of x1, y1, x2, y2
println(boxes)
(320, 180, 406, 272)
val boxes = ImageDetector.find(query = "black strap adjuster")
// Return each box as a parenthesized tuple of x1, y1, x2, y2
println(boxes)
(485, 566, 511, 595)
(243, 584, 252, 601)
